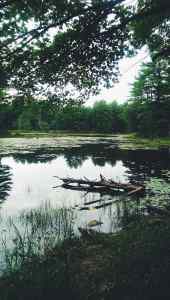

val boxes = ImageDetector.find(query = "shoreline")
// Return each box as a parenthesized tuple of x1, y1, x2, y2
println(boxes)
(0, 131, 170, 150)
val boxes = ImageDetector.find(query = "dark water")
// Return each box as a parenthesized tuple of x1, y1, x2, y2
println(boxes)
(0, 137, 170, 232)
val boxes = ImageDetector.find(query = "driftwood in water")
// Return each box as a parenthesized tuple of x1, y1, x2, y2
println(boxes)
(95, 200, 115, 209)
(55, 174, 144, 196)
(127, 186, 144, 196)
(62, 183, 115, 193)
(84, 198, 111, 206)
(61, 183, 125, 196)
(79, 200, 115, 211)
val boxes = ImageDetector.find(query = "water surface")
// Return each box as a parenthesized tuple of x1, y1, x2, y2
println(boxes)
(0, 136, 170, 232)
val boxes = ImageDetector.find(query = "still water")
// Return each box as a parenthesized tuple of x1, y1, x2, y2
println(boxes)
(0, 136, 170, 233)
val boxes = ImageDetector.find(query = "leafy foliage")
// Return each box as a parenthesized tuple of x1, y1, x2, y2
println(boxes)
(0, 0, 169, 99)
(127, 59, 170, 137)
(0, 0, 130, 98)
(132, 0, 170, 60)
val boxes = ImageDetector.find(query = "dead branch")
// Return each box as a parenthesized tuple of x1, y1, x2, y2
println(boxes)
(55, 175, 145, 196)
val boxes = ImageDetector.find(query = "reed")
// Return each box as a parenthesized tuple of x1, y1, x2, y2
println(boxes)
(0, 203, 75, 275)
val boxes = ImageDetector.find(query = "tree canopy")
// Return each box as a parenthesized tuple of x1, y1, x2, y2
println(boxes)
(127, 59, 170, 137)
(0, 0, 169, 100)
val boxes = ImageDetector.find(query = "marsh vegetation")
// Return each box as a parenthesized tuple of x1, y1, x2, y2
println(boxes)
(0, 0, 169, 298)
(1, 203, 170, 300)
(0, 136, 169, 299)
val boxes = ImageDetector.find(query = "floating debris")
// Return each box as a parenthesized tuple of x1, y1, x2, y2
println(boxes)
(88, 220, 103, 227)
(55, 174, 145, 196)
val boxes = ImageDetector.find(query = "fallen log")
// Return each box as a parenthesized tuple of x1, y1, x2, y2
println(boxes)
(55, 175, 145, 196)
(84, 198, 111, 206)
(95, 200, 115, 209)
(55, 175, 126, 189)
(127, 186, 144, 196)
(79, 200, 116, 211)
(79, 207, 90, 211)
(62, 183, 123, 194)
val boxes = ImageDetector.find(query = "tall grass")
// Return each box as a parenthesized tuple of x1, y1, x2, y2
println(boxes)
(1, 200, 170, 300)
(0, 202, 75, 275)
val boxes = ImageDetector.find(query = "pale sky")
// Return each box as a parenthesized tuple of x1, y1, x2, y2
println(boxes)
(86, 46, 150, 106)
(86, 0, 150, 106)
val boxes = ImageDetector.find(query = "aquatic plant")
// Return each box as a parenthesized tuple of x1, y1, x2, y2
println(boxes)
(0, 203, 75, 274)
(145, 177, 170, 196)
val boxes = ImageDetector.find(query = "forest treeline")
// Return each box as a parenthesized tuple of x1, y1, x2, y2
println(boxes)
(0, 98, 126, 133)
(0, 61, 170, 137)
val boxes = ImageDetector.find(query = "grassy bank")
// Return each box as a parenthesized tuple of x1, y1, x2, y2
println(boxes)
(1, 211, 170, 300)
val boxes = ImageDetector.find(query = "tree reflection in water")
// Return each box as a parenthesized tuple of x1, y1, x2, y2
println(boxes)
(75, 189, 144, 232)
(0, 160, 12, 203)
(10, 144, 170, 183)
(2, 142, 170, 232)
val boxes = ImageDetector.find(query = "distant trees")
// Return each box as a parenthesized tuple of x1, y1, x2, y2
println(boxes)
(90, 101, 126, 132)
(127, 61, 170, 137)
(0, 102, 12, 133)
(0, 97, 127, 133)
(0, 89, 12, 133)
(0, 85, 169, 137)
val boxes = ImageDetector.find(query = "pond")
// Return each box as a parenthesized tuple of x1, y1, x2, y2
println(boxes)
(0, 136, 170, 234)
